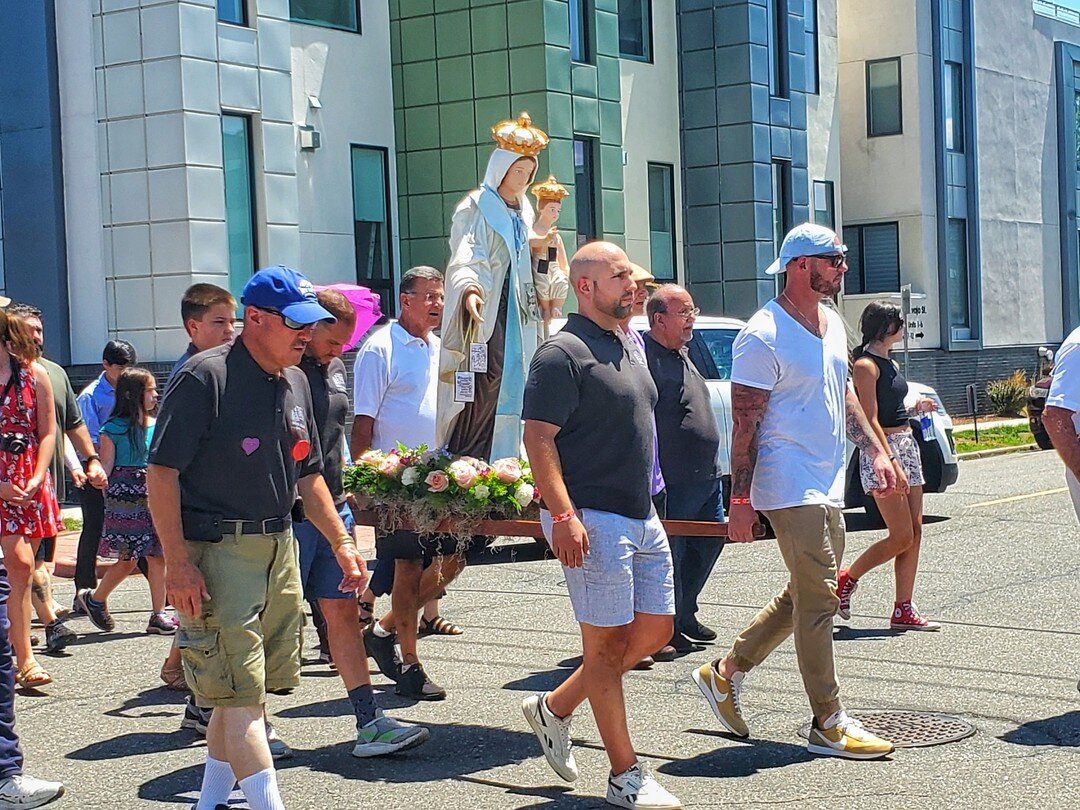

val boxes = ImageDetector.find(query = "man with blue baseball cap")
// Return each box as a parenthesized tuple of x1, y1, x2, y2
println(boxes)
(692, 223, 900, 762)
(149, 266, 367, 810)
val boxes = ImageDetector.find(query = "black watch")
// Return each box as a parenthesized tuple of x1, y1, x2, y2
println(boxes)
(85, 454, 101, 465)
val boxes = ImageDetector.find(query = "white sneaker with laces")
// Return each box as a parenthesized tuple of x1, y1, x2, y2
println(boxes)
(522, 692, 578, 782)
(606, 761, 682, 809)
(0, 773, 65, 808)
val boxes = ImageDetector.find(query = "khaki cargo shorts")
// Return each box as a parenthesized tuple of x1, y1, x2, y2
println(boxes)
(178, 529, 303, 709)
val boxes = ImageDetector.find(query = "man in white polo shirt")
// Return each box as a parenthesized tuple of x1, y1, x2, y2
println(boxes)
(350, 267, 464, 701)
(1043, 326, 1080, 519)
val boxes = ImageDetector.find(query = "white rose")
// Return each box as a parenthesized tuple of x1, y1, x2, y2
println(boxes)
(471, 483, 490, 500)
(513, 483, 535, 507)
(401, 466, 421, 486)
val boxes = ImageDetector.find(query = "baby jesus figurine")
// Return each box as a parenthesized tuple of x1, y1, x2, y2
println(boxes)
(529, 175, 571, 335)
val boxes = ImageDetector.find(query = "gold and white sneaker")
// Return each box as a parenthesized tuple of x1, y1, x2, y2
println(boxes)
(691, 662, 749, 738)
(806, 710, 895, 760)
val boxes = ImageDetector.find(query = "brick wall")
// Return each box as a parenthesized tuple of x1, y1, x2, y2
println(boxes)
(905, 344, 1052, 416)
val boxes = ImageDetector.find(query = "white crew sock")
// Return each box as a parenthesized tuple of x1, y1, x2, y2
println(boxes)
(372, 620, 391, 638)
(195, 756, 236, 810)
(238, 768, 285, 810)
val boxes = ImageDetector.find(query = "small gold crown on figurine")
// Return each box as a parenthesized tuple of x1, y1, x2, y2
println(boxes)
(531, 174, 570, 203)
(491, 112, 549, 157)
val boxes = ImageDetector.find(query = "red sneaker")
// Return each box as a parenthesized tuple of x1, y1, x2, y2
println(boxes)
(891, 601, 941, 631)
(836, 570, 858, 620)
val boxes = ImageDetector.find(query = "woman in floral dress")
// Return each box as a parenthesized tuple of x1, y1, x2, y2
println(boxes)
(0, 310, 61, 688)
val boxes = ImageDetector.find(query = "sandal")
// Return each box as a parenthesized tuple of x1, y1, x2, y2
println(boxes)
(15, 661, 52, 689)
(419, 615, 463, 636)
(160, 661, 189, 691)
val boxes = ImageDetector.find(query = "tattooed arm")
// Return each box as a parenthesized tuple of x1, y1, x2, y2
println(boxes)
(728, 383, 770, 542)
(845, 383, 897, 495)
(1043, 406, 1080, 479)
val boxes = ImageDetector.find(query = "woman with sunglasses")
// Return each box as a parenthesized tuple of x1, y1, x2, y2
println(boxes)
(837, 301, 941, 631)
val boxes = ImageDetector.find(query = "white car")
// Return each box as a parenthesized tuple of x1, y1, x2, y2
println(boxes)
(555, 314, 959, 518)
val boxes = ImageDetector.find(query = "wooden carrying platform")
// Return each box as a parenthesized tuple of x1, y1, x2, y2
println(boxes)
(354, 511, 762, 539)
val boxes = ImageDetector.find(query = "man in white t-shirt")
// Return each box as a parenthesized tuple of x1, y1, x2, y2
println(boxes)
(350, 267, 464, 701)
(691, 223, 898, 761)
(1043, 326, 1080, 518)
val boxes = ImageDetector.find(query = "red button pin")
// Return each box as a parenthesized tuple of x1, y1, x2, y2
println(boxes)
(291, 439, 311, 461)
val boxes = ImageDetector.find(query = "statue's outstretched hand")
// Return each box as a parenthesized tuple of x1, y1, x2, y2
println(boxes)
(464, 290, 485, 324)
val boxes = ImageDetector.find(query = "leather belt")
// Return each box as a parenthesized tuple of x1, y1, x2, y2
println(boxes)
(221, 517, 291, 536)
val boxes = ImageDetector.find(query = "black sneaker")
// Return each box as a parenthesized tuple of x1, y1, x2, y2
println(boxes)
(395, 662, 447, 701)
(680, 620, 717, 643)
(44, 619, 76, 653)
(76, 589, 114, 632)
(70, 595, 86, 617)
(363, 625, 401, 682)
(181, 696, 212, 736)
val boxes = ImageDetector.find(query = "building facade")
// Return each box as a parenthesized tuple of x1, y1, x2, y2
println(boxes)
(838, 0, 1080, 410)
(0, 0, 837, 369)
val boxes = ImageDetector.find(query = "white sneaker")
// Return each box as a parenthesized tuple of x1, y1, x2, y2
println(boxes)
(265, 721, 293, 760)
(522, 692, 578, 782)
(0, 774, 65, 808)
(352, 711, 430, 757)
(606, 761, 682, 809)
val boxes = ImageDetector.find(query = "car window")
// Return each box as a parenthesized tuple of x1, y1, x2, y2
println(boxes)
(693, 328, 739, 380)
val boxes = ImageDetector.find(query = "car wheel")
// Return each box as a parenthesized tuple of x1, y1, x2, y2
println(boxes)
(1031, 420, 1054, 450)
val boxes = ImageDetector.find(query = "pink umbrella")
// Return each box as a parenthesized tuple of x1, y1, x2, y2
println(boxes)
(314, 283, 384, 352)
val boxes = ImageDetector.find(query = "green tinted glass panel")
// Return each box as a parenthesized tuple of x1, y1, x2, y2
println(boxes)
(290, 0, 359, 32)
(351, 146, 392, 300)
(648, 163, 675, 280)
(221, 115, 257, 305)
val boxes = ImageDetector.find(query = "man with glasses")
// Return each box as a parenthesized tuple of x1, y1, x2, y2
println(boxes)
(351, 266, 464, 701)
(149, 266, 367, 810)
(692, 223, 899, 761)
(644, 285, 724, 658)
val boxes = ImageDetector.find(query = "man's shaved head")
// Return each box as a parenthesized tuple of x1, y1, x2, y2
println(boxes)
(569, 241, 629, 285)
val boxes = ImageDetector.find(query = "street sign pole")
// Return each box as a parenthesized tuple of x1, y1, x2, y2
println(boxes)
(901, 284, 912, 378)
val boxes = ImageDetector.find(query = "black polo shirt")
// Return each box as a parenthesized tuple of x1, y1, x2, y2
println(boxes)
(300, 354, 350, 501)
(644, 332, 720, 485)
(522, 313, 658, 519)
(149, 336, 322, 521)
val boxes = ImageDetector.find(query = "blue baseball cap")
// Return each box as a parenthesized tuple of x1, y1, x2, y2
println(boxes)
(765, 222, 847, 275)
(241, 266, 336, 325)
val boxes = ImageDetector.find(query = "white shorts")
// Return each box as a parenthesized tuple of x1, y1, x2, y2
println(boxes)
(861, 430, 925, 493)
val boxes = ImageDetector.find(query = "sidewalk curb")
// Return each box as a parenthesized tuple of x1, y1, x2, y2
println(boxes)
(958, 443, 1040, 461)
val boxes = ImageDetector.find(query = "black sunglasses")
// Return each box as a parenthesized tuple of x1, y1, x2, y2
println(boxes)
(815, 253, 848, 269)
(254, 306, 308, 330)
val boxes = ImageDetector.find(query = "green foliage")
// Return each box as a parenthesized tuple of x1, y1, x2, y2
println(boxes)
(984, 370, 1030, 417)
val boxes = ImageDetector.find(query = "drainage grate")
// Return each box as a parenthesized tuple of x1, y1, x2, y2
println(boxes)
(797, 710, 977, 748)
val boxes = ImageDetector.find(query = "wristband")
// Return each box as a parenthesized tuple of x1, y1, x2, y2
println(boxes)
(85, 454, 101, 464)
(329, 533, 355, 551)
(730, 497, 751, 506)
(551, 509, 576, 524)
(888, 454, 898, 462)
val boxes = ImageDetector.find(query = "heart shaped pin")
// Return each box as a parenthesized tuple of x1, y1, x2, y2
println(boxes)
(241, 437, 260, 456)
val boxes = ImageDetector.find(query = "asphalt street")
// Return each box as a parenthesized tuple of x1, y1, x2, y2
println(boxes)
(13, 449, 1079, 809)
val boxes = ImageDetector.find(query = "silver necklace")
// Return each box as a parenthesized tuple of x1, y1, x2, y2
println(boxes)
(780, 291, 822, 337)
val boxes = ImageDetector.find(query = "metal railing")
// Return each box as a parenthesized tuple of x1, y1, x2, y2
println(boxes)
(1034, 0, 1080, 27)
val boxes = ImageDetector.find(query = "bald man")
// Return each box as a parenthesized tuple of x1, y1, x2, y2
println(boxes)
(521, 242, 681, 809)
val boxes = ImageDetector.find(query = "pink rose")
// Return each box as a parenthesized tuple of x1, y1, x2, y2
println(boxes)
(378, 456, 403, 477)
(448, 460, 478, 489)
(359, 450, 384, 467)
(425, 470, 450, 493)
(493, 458, 522, 484)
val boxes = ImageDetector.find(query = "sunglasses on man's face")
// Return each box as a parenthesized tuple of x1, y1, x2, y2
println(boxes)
(815, 253, 848, 269)
(255, 306, 309, 331)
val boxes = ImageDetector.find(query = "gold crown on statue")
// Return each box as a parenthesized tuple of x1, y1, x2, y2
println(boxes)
(491, 112, 549, 157)
(531, 174, 570, 204)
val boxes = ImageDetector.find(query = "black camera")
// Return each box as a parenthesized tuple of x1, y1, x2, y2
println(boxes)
(0, 432, 30, 455)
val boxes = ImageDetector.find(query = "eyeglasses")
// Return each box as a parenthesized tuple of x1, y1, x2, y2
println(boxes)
(672, 307, 700, 320)
(254, 306, 309, 331)
(405, 291, 446, 304)
(816, 253, 848, 268)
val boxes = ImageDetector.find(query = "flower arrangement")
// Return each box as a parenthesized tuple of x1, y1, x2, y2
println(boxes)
(343, 445, 540, 544)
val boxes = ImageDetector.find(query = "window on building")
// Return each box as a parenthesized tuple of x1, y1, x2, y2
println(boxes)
(771, 161, 791, 254)
(867, 58, 902, 136)
(290, 0, 361, 33)
(946, 218, 971, 334)
(944, 61, 964, 152)
(805, 0, 819, 94)
(351, 146, 394, 314)
(842, 222, 900, 294)
(221, 114, 258, 304)
(647, 163, 676, 280)
(573, 137, 598, 244)
(618, 0, 652, 62)
(218, 0, 247, 25)
(570, 0, 592, 64)
(812, 180, 834, 229)
(767, 0, 788, 98)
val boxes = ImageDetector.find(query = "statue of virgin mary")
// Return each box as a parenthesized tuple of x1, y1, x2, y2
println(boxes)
(437, 113, 549, 461)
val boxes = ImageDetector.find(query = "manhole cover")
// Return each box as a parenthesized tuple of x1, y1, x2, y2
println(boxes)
(797, 710, 976, 748)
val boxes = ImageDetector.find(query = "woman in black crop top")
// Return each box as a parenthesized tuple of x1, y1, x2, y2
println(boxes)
(836, 302, 942, 632)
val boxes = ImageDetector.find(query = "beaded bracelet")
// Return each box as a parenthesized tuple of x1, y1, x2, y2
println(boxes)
(551, 509, 576, 524)
(730, 497, 752, 507)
